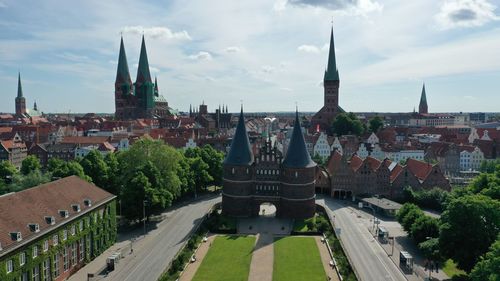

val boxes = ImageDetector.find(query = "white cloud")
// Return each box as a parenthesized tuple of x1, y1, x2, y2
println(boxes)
(435, 0, 499, 29)
(287, 0, 382, 15)
(57, 52, 89, 62)
(224, 46, 243, 53)
(298, 45, 320, 53)
(122, 25, 192, 40)
(261, 65, 275, 73)
(188, 51, 212, 61)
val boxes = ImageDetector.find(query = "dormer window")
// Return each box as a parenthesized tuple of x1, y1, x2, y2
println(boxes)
(28, 223, 40, 233)
(59, 210, 69, 218)
(84, 199, 92, 207)
(45, 216, 56, 225)
(72, 204, 81, 212)
(10, 232, 22, 242)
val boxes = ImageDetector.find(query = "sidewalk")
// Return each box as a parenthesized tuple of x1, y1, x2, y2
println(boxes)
(179, 235, 216, 281)
(314, 236, 340, 281)
(248, 233, 274, 281)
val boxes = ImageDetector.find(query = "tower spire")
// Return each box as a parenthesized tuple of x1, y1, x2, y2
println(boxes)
(154, 76, 159, 97)
(418, 83, 428, 114)
(17, 72, 23, 98)
(136, 35, 152, 84)
(324, 26, 339, 81)
(116, 36, 132, 85)
(283, 108, 315, 168)
(224, 106, 254, 165)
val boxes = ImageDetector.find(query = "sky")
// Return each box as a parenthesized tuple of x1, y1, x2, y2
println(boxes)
(0, 0, 499, 114)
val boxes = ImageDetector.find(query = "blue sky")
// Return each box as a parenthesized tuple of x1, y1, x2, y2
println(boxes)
(0, 0, 499, 114)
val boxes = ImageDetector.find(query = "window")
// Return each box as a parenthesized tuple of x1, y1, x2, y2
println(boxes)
(21, 271, 28, 281)
(33, 245, 38, 258)
(79, 220, 84, 231)
(42, 259, 50, 281)
(71, 243, 77, 266)
(43, 240, 49, 252)
(20, 252, 26, 266)
(63, 247, 68, 271)
(79, 237, 85, 261)
(53, 253, 59, 278)
(71, 225, 75, 236)
(6, 259, 13, 273)
(32, 264, 40, 281)
(53, 234, 58, 246)
(63, 230, 68, 241)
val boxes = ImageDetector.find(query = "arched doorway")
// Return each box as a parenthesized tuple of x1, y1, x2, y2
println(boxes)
(259, 202, 277, 217)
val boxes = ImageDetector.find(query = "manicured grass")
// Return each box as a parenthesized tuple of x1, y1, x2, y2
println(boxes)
(442, 259, 466, 277)
(192, 235, 255, 281)
(273, 236, 327, 281)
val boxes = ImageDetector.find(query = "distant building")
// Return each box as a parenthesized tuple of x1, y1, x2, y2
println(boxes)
(418, 84, 428, 114)
(0, 176, 116, 281)
(15, 73, 27, 117)
(0, 133, 27, 169)
(222, 108, 316, 219)
(114, 36, 171, 120)
(311, 27, 344, 133)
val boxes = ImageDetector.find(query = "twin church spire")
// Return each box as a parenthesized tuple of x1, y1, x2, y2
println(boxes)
(115, 35, 153, 88)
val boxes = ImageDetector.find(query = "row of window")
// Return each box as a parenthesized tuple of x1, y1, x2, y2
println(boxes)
(256, 169, 280, 175)
(255, 185, 280, 191)
(6, 237, 88, 280)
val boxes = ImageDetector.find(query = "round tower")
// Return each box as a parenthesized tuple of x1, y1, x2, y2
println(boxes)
(280, 110, 317, 219)
(222, 107, 254, 217)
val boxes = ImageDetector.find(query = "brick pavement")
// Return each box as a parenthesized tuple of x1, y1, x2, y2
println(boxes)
(179, 235, 216, 281)
(248, 233, 274, 281)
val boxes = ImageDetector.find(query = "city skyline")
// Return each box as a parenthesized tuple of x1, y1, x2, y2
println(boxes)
(1, 0, 500, 114)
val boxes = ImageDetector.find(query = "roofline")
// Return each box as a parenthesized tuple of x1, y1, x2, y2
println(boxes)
(0, 194, 116, 258)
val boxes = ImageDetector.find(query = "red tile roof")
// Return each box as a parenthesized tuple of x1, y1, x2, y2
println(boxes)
(61, 136, 109, 145)
(406, 158, 433, 180)
(350, 154, 363, 171)
(0, 176, 115, 256)
(326, 150, 342, 174)
(364, 156, 382, 171)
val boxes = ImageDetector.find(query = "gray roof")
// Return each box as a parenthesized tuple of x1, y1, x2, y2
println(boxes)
(282, 111, 316, 168)
(223, 108, 254, 166)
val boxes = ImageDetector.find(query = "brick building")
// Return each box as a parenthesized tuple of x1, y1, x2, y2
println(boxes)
(311, 27, 345, 133)
(222, 108, 316, 219)
(114, 36, 170, 120)
(0, 176, 116, 281)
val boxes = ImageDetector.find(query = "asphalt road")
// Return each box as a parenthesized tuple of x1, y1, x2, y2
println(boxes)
(105, 196, 221, 281)
(318, 197, 407, 281)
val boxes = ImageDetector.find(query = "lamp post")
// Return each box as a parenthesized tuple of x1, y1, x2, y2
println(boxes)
(143, 200, 148, 236)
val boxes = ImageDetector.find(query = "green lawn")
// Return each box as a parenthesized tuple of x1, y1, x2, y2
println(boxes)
(273, 236, 327, 281)
(192, 235, 255, 281)
(442, 259, 466, 277)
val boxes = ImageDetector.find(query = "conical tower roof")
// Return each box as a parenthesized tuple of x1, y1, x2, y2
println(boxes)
(136, 35, 152, 84)
(224, 107, 254, 166)
(115, 36, 132, 84)
(17, 72, 23, 98)
(283, 110, 316, 168)
(419, 83, 428, 114)
(324, 27, 340, 82)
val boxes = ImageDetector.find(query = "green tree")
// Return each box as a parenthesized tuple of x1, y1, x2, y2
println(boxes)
(189, 157, 213, 191)
(199, 145, 224, 185)
(369, 116, 384, 133)
(0, 160, 18, 183)
(418, 238, 440, 261)
(331, 112, 365, 136)
(177, 155, 195, 195)
(120, 170, 149, 221)
(410, 215, 440, 244)
(469, 237, 500, 281)
(439, 194, 500, 272)
(48, 158, 90, 181)
(9, 170, 51, 192)
(104, 153, 121, 195)
(20, 155, 41, 175)
(312, 154, 326, 166)
(79, 150, 109, 187)
(397, 203, 424, 232)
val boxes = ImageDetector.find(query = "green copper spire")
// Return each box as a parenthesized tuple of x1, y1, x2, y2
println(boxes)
(419, 83, 428, 114)
(136, 35, 152, 84)
(324, 27, 339, 82)
(283, 108, 316, 168)
(17, 72, 23, 98)
(116, 36, 132, 84)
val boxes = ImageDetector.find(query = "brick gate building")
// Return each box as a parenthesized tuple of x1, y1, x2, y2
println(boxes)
(222, 108, 316, 219)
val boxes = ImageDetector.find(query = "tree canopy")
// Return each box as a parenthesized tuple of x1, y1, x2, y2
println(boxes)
(20, 155, 41, 175)
(331, 112, 365, 136)
(368, 116, 384, 133)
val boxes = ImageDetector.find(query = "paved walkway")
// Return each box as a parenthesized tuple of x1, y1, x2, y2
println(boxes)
(179, 235, 216, 281)
(314, 236, 341, 281)
(248, 233, 274, 281)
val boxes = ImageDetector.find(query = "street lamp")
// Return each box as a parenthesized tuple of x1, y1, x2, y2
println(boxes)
(143, 200, 148, 236)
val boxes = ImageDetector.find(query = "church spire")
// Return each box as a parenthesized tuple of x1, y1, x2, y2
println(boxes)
(116, 36, 132, 85)
(136, 35, 152, 84)
(17, 72, 23, 98)
(419, 83, 428, 114)
(324, 26, 339, 82)
(224, 106, 254, 166)
(154, 76, 159, 97)
(34, 101, 38, 111)
(283, 109, 316, 168)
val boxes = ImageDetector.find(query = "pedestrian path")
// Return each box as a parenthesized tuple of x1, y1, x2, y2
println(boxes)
(248, 233, 274, 281)
(314, 236, 340, 281)
(179, 235, 216, 281)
